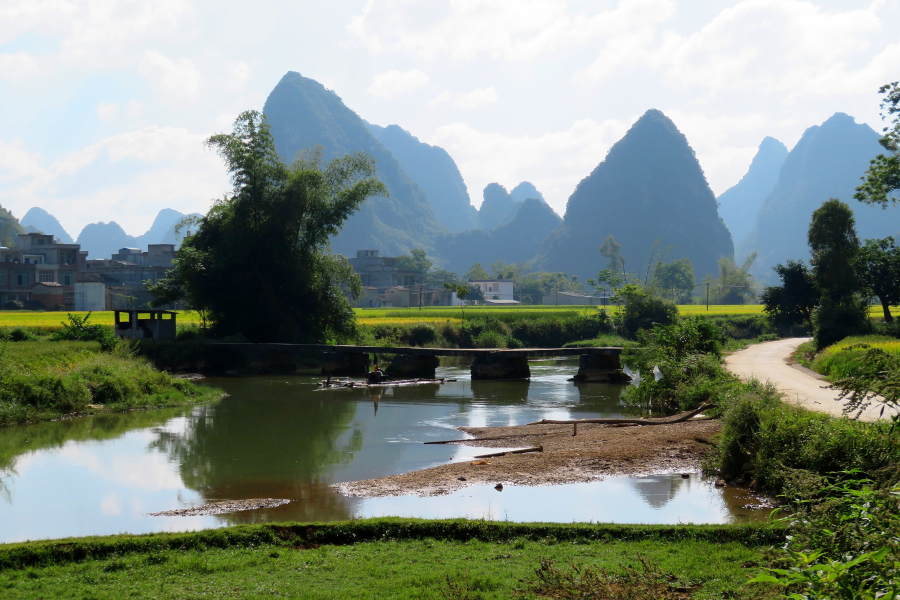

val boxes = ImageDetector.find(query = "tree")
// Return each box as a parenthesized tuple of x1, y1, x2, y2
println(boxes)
(710, 253, 757, 304)
(599, 235, 624, 279)
(650, 258, 695, 303)
(466, 283, 485, 304)
(854, 82, 900, 208)
(426, 269, 459, 289)
(809, 199, 861, 305)
(444, 282, 468, 316)
(760, 259, 819, 329)
(148, 110, 386, 343)
(464, 263, 490, 281)
(855, 237, 900, 322)
(395, 248, 432, 274)
(808, 199, 868, 349)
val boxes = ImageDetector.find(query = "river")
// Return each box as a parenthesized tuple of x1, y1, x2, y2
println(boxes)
(0, 358, 769, 543)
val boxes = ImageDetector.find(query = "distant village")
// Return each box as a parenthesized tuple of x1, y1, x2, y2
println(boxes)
(0, 234, 609, 311)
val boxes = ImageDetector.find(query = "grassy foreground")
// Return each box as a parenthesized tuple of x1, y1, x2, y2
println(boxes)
(0, 341, 221, 427)
(0, 520, 782, 599)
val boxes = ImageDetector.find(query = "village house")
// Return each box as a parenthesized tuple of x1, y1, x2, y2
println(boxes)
(84, 244, 178, 309)
(469, 279, 516, 302)
(0, 233, 86, 309)
(345, 250, 457, 308)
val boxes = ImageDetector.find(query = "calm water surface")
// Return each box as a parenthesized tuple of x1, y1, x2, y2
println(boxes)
(0, 359, 769, 542)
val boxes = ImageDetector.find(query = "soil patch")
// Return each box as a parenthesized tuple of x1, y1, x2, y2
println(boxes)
(336, 415, 721, 498)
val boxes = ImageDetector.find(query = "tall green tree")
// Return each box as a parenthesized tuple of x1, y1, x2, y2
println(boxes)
(599, 235, 624, 279)
(149, 111, 386, 343)
(395, 248, 432, 274)
(808, 199, 868, 348)
(650, 258, 695, 303)
(712, 253, 757, 304)
(855, 237, 900, 322)
(464, 263, 490, 281)
(854, 82, 900, 208)
(760, 260, 819, 329)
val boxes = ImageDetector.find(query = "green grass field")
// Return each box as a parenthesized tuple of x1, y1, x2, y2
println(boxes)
(0, 520, 780, 599)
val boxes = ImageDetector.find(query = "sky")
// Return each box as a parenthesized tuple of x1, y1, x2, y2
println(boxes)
(0, 0, 898, 239)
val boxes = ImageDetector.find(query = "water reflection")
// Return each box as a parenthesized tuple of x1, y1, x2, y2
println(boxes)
(0, 358, 771, 542)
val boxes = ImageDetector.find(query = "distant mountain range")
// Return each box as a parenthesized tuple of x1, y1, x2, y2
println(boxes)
(20, 207, 197, 259)
(537, 109, 734, 281)
(739, 113, 900, 281)
(717, 137, 788, 247)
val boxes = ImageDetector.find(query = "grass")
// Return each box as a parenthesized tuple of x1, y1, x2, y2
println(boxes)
(0, 340, 221, 427)
(0, 520, 781, 599)
(800, 335, 900, 380)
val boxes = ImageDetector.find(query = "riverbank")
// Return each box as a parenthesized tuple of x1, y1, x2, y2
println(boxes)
(0, 340, 222, 427)
(338, 412, 721, 498)
(0, 519, 783, 599)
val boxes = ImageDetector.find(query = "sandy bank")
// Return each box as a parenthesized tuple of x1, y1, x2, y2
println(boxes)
(336, 415, 721, 498)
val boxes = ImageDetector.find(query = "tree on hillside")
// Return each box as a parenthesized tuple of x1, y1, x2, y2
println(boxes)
(395, 248, 432, 274)
(599, 235, 624, 279)
(808, 199, 868, 348)
(760, 260, 819, 329)
(855, 237, 900, 322)
(148, 110, 386, 343)
(464, 263, 490, 281)
(854, 81, 900, 208)
(650, 258, 695, 303)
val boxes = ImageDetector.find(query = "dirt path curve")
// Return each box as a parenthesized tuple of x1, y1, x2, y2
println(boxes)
(725, 337, 895, 422)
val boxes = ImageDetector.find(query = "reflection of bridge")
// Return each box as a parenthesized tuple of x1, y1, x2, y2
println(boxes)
(211, 343, 625, 381)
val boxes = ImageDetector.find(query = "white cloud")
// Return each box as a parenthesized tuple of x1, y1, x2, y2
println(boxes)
(96, 101, 120, 122)
(349, 0, 676, 61)
(430, 117, 631, 213)
(455, 87, 498, 109)
(0, 51, 44, 82)
(368, 69, 429, 98)
(137, 50, 202, 107)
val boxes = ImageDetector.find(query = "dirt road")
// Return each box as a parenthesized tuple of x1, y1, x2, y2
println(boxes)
(725, 337, 895, 422)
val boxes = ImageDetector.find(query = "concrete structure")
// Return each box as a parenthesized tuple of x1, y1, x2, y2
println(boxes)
(348, 250, 424, 290)
(469, 280, 514, 301)
(114, 309, 176, 340)
(483, 298, 522, 306)
(111, 245, 176, 267)
(85, 245, 178, 309)
(0, 233, 86, 309)
(346, 250, 458, 308)
(74, 273, 107, 311)
(542, 291, 609, 306)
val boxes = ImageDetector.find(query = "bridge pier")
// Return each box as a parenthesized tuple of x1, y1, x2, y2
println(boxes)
(322, 352, 370, 377)
(471, 353, 530, 380)
(573, 352, 629, 383)
(385, 354, 439, 379)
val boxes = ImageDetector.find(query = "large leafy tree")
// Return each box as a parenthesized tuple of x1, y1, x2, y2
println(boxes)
(149, 111, 386, 343)
(760, 259, 819, 329)
(394, 248, 432, 274)
(854, 82, 900, 208)
(855, 237, 900, 322)
(808, 199, 861, 305)
(650, 258, 695, 303)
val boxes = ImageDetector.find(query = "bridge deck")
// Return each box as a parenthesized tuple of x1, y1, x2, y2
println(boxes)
(213, 343, 622, 358)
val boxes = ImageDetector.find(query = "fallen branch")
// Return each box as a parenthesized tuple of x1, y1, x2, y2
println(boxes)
(525, 404, 716, 427)
(473, 446, 543, 459)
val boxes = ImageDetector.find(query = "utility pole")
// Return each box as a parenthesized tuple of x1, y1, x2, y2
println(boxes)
(706, 282, 710, 311)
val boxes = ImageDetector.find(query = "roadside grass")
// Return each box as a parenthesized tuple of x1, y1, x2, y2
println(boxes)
(0, 341, 221, 427)
(0, 520, 781, 600)
(797, 335, 900, 380)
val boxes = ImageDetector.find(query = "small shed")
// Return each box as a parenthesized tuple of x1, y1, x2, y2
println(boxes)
(114, 310, 176, 340)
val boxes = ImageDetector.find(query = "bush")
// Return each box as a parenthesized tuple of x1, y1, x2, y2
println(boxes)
(2, 300, 23, 310)
(616, 286, 678, 338)
(812, 302, 871, 349)
(50, 312, 118, 352)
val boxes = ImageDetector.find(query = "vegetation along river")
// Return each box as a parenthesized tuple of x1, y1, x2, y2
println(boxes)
(0, 358, 768, 542)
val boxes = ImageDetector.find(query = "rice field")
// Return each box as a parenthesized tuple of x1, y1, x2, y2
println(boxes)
(0, 310, 207, 331)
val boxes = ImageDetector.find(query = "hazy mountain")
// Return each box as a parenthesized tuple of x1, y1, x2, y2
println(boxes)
(21, 207, 74, 244)
(537, 109, 734, 281)
(478, 183, 520, 229)
(74, 208, 196, 259)
(510, 181, 545, 203)
(740, 113, 900, 280)
(367, 122, 478, 233)
(437, 198, 562, 274)
(717, 137, 788, 247)
(0, 204, 24, 248)
(263, 72, 446, 256)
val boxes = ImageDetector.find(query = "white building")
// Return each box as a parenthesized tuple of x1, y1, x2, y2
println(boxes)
(469, 279, 514, 301)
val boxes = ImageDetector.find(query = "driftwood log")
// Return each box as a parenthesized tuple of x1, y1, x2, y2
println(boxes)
(473, 446, 543, 459)
(425, 432, 551, 445)
(525, 404, 716, 426)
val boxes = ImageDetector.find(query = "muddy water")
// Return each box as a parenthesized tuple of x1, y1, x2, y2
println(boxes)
(0, 359, 770, 543)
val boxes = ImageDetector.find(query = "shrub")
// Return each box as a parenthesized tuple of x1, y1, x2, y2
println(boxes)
(2, 300, 23, 310)
(812, 302, 871, 350)
(616, 286, 678, 338)
(50, 312, 118, 352)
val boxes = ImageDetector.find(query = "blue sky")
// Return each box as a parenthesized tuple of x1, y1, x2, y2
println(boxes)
(1, 0, 898, 239)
